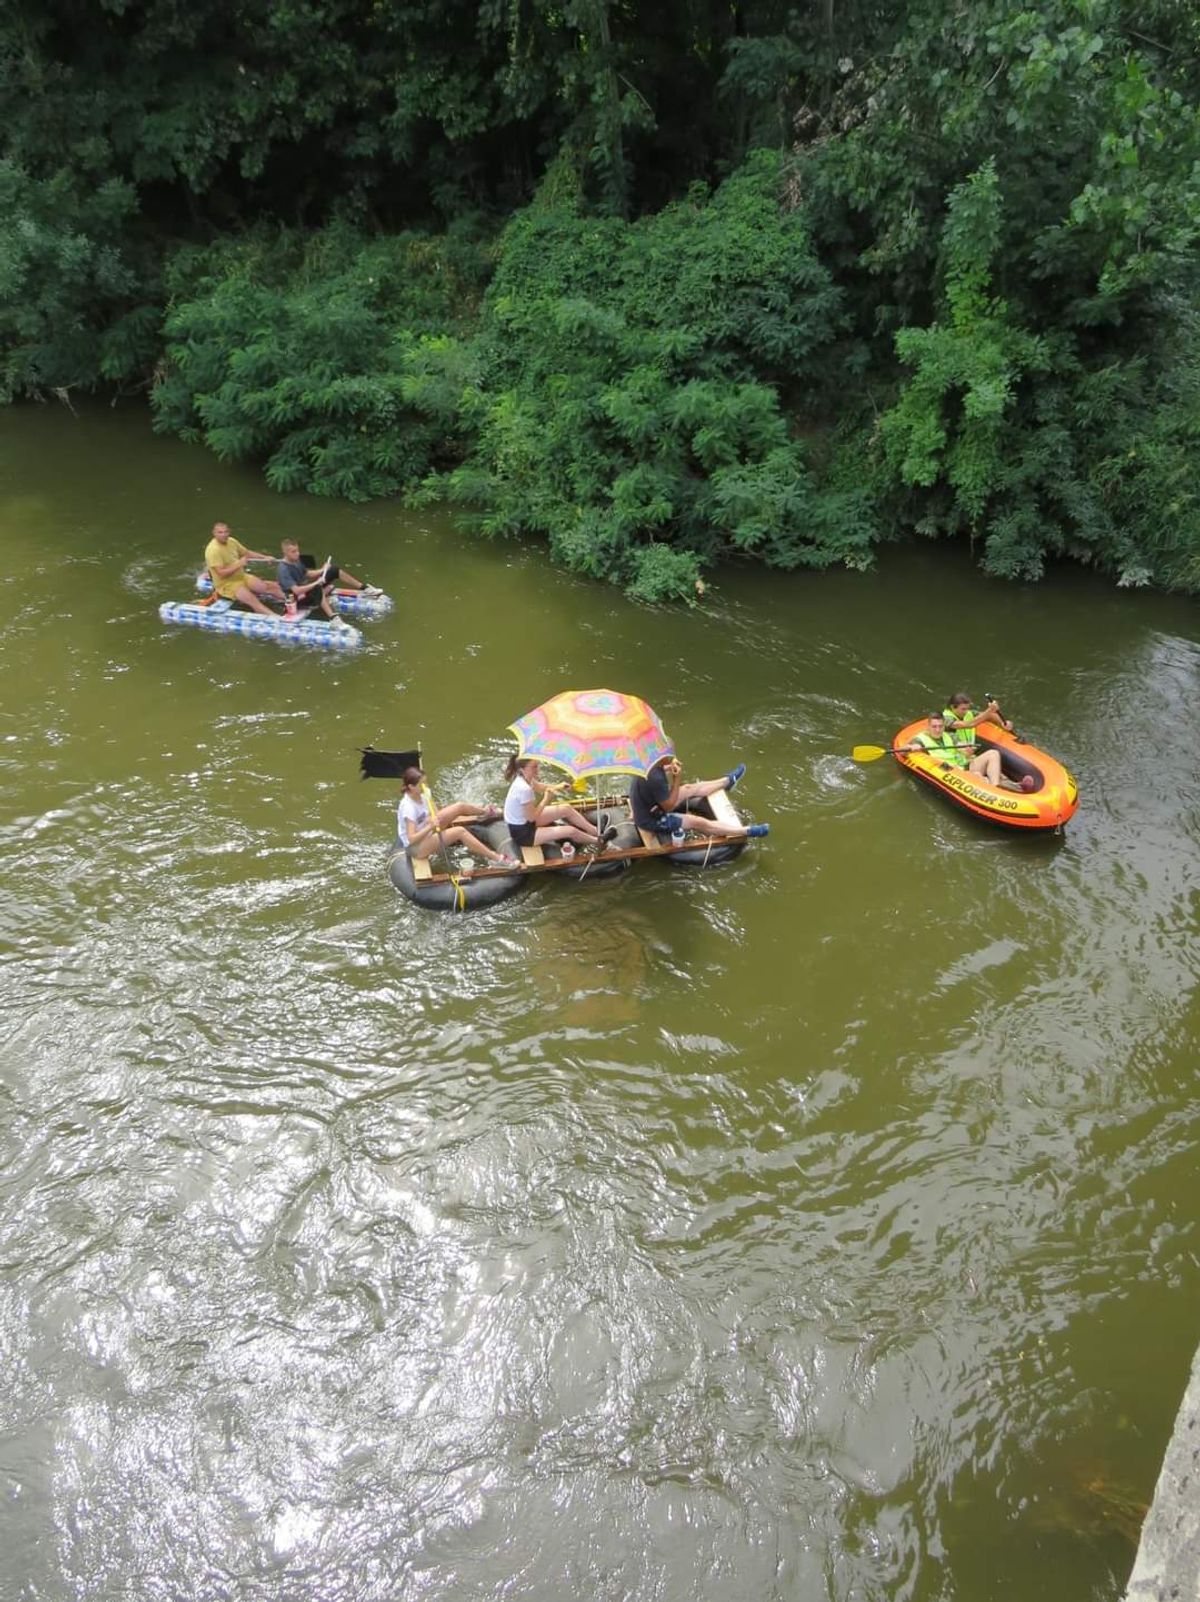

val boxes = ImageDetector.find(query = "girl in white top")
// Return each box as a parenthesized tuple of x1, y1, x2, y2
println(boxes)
(398, 767, 517, 870)
(502, 756, 615, 852)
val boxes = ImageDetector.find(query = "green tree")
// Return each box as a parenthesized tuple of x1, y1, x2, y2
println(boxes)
(152, 221, 490, 499)
(0, 161, 158, 400)
(416, 150, 876, 600)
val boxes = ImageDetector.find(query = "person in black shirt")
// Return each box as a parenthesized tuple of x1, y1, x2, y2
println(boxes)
(629, 756, 769, 843)
(277, 539, 383, 618)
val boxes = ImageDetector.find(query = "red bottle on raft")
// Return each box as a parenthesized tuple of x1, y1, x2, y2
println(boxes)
(892, 720, 1079, 832)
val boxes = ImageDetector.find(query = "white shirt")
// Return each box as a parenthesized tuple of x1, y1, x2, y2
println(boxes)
(504, 774, 536, 827)
(398, 792, 430, 843)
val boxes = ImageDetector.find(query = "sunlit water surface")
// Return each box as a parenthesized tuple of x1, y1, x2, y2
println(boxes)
(1, 403, 1198, 1601)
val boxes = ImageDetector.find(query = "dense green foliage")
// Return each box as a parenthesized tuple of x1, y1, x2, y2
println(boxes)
(414, 152, 875, 600)
(3, 0, 1199, 598)
(152, 222, 489, 500)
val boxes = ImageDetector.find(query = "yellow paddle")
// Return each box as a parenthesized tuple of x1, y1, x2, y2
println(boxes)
(420, 781, 469, 909)
(853, 741, 974, 762)
(420, 782, 446, 851)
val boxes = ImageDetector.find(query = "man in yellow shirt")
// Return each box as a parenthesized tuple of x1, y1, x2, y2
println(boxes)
(203, 522, 289, 616)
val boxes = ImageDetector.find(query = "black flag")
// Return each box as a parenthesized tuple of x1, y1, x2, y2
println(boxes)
(359, 746, 422, 780)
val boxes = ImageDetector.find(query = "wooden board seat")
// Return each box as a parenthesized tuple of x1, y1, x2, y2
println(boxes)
(638, 828, 668, 850)
(521, 845, 545, 867)
(708, 787, 741, 828)
(411, 856, 434, 881)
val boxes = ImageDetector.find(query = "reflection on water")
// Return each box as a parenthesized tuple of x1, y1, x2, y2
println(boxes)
(0, 402, 1198, 1601)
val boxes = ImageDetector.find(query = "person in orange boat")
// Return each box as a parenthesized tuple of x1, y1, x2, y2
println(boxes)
(901, 712, 1007, 786)
(943, 692, 1013, 738)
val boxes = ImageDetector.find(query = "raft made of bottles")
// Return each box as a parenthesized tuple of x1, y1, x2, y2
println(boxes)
(160, 598, 363, 650)
(892, 719, 1078, 832)
(389, 788, 752, 912)
(195, 572, 392, 618)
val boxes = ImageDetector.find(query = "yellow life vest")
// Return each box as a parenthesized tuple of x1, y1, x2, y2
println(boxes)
(916, 729, 970, 769)
(943, 705, 978, 752)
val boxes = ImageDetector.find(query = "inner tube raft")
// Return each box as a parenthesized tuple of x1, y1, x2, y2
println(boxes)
(160, 599, 362, 650)
(545, 807, 635, 880)
(388, 820, 527, 912)
(539, 795, 747, 873)
(893, 720, 1078, 832)
(665, 794, 748, 866)
(195, 572, 392, 618)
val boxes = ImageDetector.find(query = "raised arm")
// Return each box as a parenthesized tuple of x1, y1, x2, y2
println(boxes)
(660, 758, 683, 811)
(947, 699, 1004, 731)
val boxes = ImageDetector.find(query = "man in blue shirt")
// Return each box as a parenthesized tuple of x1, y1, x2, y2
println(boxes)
(629, 756, 769, 843)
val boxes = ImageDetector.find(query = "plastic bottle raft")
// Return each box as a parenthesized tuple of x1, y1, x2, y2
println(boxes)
(195, 572, 393, 618)
(388, 789, 752, 912)
(160, 598, 363, 650)
(892, 720, 1078, 831)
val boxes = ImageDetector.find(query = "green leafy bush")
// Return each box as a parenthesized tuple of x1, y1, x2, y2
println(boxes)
(418, 150, 876, 600)
(0, 161, 158, 400)
(152, 222, 491, 499)
(805, 0, 1200, 592)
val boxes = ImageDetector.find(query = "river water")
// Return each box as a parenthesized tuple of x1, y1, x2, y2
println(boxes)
(1, 401, 1197, 1602)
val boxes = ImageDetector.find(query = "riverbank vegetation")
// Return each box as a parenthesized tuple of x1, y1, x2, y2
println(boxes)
(3, 0, 1198, 600)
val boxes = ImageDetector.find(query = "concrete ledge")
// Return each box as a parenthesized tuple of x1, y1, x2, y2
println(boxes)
(1124, 1341, 1200, 1601)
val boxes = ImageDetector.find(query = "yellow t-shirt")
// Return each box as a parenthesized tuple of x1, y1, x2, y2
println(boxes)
(205, 535, 249, 599)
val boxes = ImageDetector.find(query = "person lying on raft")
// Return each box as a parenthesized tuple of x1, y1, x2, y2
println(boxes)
(277, 540, 382, 608)
(629, 756, 770, 843)
(900, 712, 1018, 787)
(503, 757, 620, 855)
(398, 766, 519, 872)
(205, 522, 289, 617)
(943, 692, 1013, 736)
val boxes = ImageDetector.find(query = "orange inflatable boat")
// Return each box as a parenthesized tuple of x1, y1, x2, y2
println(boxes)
(893, 720, 1079, 832)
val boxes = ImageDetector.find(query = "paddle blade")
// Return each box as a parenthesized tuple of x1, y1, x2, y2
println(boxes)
(359, 746, 421, 780)
(852, 745, 889, 763)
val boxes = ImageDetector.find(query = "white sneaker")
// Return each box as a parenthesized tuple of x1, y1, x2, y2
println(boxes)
(363, 584, 383, 597)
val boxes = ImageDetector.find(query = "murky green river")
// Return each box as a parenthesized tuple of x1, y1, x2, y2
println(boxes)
(1, 401, 1197, 1601)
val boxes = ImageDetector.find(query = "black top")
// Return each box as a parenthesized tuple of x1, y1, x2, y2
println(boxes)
(629, 763, 671, 830)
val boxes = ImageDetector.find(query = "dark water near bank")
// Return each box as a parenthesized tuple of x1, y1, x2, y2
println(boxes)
(1, 401, 1197, 1601)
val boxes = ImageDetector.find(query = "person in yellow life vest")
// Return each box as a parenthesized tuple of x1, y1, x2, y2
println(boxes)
(943, 692, 1013, 748)
(901, 711, 1005, 785)
(204, 522, 289, 617)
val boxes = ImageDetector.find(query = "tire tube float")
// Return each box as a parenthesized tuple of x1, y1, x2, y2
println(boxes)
(662, 796, 747, 866)
(567, 798, 745, 871)
(546, 817, 637, 880)
(892, 720, 1078, 832)
(387, 819, 526, 912)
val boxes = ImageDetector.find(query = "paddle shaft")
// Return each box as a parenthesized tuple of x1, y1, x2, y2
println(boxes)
(855, 740, 976, 762)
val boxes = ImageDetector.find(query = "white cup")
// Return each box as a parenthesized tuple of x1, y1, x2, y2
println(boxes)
(560, 842, 576, 860)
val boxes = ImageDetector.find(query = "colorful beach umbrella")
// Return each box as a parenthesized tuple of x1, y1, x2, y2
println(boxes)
(508, 689, 674, 780)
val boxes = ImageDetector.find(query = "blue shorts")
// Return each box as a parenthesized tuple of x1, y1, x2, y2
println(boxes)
(653, 812, 685, 836)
